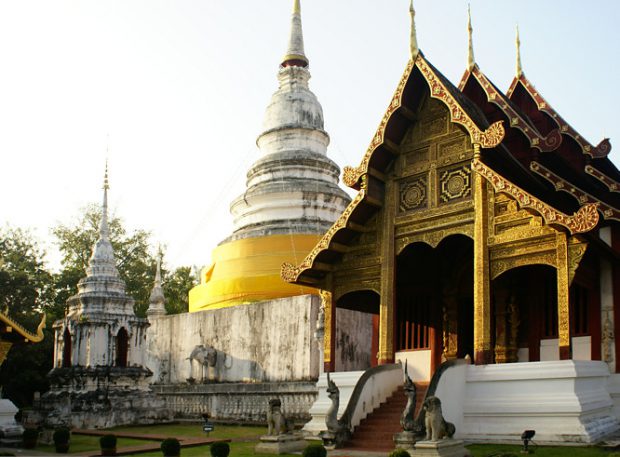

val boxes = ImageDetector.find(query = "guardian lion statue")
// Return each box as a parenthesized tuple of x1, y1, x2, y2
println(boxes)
(423, 396, 455, 441)
(266, 399, 292, 435)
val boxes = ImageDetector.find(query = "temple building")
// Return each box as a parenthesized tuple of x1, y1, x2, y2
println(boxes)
(39, 167, 170, 428)
(285, 3, 620, 445)
(188, 0, 350, 312)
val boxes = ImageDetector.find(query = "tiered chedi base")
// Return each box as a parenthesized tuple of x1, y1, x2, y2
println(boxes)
(38, 366, 171, 429)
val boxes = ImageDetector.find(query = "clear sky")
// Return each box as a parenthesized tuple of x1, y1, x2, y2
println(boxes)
(1, 1, 618, 271)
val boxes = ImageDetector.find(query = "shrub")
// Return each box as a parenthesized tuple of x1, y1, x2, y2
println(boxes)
(99, 434, 117, 448)
(210, 441, 230, 457)
(302, 443, 327, 457)
(160, 438, 181, 457)
(52, 427, 70, 444)
(388, 450, 411, 457)
(22, 428, 39, 449)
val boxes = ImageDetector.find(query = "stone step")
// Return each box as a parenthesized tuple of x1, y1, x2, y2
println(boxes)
(347, 382, 429, 451)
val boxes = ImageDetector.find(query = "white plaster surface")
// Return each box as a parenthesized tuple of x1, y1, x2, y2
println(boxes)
(303, 365, 402, 435)
(540, 338, 559, 361)
(395, 350, 432, 382)
(573, 336, 592, 361)
(146, 295, 320, 383)
(439, 360, 620, 443)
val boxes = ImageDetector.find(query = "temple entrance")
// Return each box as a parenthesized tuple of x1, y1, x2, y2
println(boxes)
(395, 235, 473, 380)
(62, 328, 72, 368)
(336, 290, 380, 371)
(116, 328, 129, 367)
(492, 265, 557, 362)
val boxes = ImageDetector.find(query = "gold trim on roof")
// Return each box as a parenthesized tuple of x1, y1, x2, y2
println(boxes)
(0, 312, 45, 343)
(282, 184, 367, 284)
(585, 165, 620, 193)
(472, 159, 599, 234)
(467, 5, 475, 72)
(343, 56, 505, 189)
(342, 59, 414, 188)
(417, 57, 504, 148)
(507, 75, 611, 159)
(531, 161, 620, 221)
(470, 67, 562, 152)
(516, 25, 522, 78)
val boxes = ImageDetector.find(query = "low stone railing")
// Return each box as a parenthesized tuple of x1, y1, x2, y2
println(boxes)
(152, 381, 317, 424)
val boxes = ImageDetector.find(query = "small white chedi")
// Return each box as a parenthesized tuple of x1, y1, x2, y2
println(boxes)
(38, 167, 171, 429)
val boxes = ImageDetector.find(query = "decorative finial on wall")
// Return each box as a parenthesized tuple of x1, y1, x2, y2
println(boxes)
(410, 0, 419, 60)
(516, 25, 523, 77)
(467, 4, 475, 71)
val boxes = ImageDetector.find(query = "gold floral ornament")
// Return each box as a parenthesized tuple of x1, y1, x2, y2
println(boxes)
(472, 159, 599, 235)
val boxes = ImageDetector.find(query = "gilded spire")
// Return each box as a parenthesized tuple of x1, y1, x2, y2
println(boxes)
(410, 0, 419, 60)
(281, 0, 308, 67)
(467, 4, 475, 71)
(516, 25, 523, 77)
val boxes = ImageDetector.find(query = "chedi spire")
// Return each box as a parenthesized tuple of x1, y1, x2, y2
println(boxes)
(147, 253, 167, 318)
(88, 162, 119, 277)
(281, 0, 308, 68)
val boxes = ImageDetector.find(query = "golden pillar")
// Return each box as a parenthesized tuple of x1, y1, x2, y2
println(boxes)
(473, 145, 492, 364)
(556, 232, 571, 359)
(379, 179, 396, 365)
(320, 283, 335, 372)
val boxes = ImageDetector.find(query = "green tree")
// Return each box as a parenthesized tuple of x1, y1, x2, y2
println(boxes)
(52, 204, 157, 317)
(0, 226, 54, 407)
(52, 205, 195, 317)
(163, 266, 195, 314)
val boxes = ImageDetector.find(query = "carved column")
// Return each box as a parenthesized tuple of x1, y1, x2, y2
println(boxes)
(473, 144, 492, 364)
(379, 179, 396, 365)
(556, 232, 571, 360)
(321, 282, 335, 373)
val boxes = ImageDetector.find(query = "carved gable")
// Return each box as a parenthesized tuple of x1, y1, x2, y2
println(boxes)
(397, 94, 474, 216)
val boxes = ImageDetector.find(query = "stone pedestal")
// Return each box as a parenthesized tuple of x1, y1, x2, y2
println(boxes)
(255, 433, 307, 454)
(394, 431, 417, 451)
(411, 439, 471, 457)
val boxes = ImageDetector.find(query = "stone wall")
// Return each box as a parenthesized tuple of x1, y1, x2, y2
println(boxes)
(153, 381, 317, 424)
(145, 295, 321, 384)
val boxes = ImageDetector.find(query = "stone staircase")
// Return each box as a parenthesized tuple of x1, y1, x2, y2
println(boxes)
(345, 382, 428, 452)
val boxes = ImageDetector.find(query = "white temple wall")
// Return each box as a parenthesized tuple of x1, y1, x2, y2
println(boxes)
(146, 294, 320, 384)
(435, 360, 619, 443)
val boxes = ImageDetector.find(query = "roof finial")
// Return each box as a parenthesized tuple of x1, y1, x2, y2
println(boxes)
(281, 0, 308, 67)
(516, 25, 523, 77)
(467, 4, 475, 71)
(410, 0, 419, 60)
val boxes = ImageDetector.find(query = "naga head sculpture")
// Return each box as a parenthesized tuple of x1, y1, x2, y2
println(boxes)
(326, 372, 339, 399)
(404, 361, 416, 394)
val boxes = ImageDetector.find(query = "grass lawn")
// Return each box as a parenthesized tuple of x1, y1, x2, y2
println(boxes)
(467, 443, 618, 457)
(19, 424, 620, 457)
(36, 434, 158, 454)
(110, 423, 266, 440)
